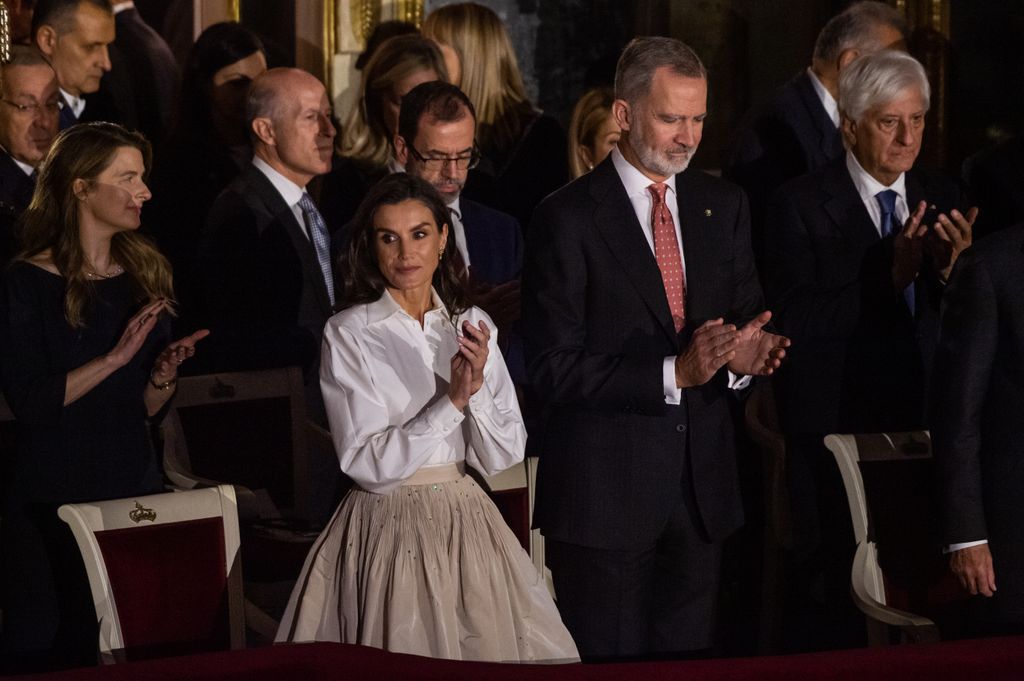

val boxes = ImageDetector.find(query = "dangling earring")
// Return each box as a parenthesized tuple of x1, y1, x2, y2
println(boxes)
(438, 247, 445, 261)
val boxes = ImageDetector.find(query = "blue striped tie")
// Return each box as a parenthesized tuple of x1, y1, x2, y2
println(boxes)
(875, 189, 915, 316)
(298, 193, 335, 307)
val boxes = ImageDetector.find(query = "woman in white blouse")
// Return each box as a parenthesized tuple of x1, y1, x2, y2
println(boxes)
(276, 174, 578, 663)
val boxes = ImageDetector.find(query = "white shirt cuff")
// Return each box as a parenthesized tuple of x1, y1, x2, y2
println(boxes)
(944, 539, 988, 554)
(663, 356, 681, 405)
(728, 371, 751, 391)
(425, 397, 466, 435)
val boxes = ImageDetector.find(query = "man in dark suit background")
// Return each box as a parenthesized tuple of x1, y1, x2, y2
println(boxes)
(394, 81, 524, 380)
(727, 1, 906, 259)
(932, 223, 1024, 634)
(0, 46, 59, 266)
(32, 0, 116, 129)
(762, 49, 975, 649)
(92, 1, 179, 147)
(524, 37, 788, 661)
(201, 67, 338, 523)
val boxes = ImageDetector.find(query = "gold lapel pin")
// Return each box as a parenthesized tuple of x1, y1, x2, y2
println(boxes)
(704, 209, 712, 217)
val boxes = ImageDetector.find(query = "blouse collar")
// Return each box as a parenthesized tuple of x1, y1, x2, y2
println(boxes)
(366, 287, 450, 325)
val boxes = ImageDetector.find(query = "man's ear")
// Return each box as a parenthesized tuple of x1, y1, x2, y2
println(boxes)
(612, 99, 632, 132)
(837, 48, 860, 72)
(251, 117, 275, 146)
(840, 113, 857, 150)
(35, 24, 57, 58)
(394, 134, 409, 166)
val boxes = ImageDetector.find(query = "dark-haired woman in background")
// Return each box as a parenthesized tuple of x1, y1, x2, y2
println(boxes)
(147, 22, 267, 337)
(0, 123, 207, 671)
(276, 174, 577, 663)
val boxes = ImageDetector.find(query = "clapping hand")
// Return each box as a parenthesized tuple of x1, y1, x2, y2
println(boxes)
(726, 310, 790, 377)
(892, 201, 929, 291)
(448, 320, 490, 410)
(106, 299, 171, 368)
(926, 206, 977, 281)
(151, 329, 211, 385)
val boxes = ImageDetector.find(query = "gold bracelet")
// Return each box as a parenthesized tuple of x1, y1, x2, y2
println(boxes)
(149, 371, 177, 390)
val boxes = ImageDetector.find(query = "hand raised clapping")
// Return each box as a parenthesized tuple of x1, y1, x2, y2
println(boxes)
(448, 319, 490, 410)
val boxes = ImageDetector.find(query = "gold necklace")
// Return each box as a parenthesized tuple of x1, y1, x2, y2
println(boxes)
(84, 263, 124, 279)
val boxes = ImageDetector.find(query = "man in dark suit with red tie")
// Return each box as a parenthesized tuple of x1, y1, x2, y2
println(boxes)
(524, 37, 789, 661)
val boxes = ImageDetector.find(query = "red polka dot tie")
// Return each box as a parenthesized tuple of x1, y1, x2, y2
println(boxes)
(649, 183, 686, 332)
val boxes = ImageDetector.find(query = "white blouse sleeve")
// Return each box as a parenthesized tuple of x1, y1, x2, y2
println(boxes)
(320, 321, 466, 494)
(463, 317, 528, 476)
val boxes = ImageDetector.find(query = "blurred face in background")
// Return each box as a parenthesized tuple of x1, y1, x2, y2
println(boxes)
(578, 110, 620, 171)
(209, 50, 268, 133)
(383, 68, 439, 142)
(0, 63, 60, 166)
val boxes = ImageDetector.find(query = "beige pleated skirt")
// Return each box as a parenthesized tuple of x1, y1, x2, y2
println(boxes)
(275, 463, 579, 663)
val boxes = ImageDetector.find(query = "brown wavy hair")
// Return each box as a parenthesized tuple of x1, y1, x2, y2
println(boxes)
(18, 122, 174, 328)
(341, 173, 470, 320)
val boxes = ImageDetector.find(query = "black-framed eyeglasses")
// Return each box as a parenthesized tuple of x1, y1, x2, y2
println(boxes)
(1, 99, 63, 116)
(406, 144, 480, 171)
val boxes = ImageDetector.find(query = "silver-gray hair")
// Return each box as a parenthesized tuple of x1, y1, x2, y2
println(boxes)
(838, 49, 930, 122)
(614, 36, 706, 107)
(813, 1, 906, 64)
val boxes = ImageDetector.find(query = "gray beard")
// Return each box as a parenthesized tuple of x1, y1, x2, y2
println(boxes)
(634, 142, 694, 177)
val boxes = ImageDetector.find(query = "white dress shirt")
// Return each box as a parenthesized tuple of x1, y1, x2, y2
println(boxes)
(845, 151, 909, 236)
(807, 68, 840, 129)
(320, 289, 525, 495)
(252, 155, 310, 240)
(610, 147, 749, 404)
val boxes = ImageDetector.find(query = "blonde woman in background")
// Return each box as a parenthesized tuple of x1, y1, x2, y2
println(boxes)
(423, 2, 568, 229)
(319, 34, 448, 229)
(567, 87, 620, 179)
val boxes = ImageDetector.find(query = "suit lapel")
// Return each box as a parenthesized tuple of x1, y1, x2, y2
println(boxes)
(795, 72, 843, 164)
(674, 170, 714, 323)
(821, 160, 879, 246)
(246, 166, 333, 316)
(589, 159, 678, 345)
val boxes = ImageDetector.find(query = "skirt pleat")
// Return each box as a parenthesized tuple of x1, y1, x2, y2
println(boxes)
(276, 467, 579, 663)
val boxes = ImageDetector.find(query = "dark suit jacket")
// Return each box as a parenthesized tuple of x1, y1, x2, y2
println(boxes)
(763, 157, 964, 435)
(461, 197, 522, 286)
(200, 164, 335, 389)
(962, 135, 1024, 241)
(0, 153, 34, 267)
(727, 71, 844, 258)
(931, 223, 1024, 621)
(460, 197, 525, 385)
(524, 156, 762, 551)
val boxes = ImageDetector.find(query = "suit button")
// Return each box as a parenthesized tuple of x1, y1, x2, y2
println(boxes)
(676, 424, 687, 433)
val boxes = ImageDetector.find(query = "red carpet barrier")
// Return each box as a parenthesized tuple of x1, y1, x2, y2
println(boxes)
(11, 636, 1024, 681)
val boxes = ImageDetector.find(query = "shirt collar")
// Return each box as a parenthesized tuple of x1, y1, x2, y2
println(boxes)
(252, 155, 306, 208)
(387, 157, 405, 174)
(807, 68, 840, 128)
(611, 146, 677, 200)
(59, 88, 85, 118)
(0, 145, 35, 176)
(447, 196, 462, 220)
(366, 287, 449, 325)
(112, 1, 134, 13)
(845, 149, 907, 205)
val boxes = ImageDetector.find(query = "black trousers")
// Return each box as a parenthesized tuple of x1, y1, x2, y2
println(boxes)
(546, 496, 722, 661)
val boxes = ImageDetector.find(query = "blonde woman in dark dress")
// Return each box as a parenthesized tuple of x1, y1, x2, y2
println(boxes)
(0, 123, 207, 672)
